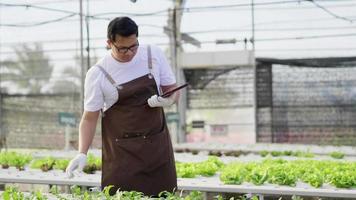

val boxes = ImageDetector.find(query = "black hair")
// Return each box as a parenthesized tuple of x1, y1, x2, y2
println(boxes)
(107, 16, 138, 41)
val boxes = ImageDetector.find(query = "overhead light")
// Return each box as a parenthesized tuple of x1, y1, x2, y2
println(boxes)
(130, 0, 137, 2)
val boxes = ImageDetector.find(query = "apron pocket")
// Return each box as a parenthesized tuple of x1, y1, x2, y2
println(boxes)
(114, 129, 170, 172)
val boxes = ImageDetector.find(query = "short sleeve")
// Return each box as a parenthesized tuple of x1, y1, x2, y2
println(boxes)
(155, 46, 176, 86)
(84, 67, 104, 112)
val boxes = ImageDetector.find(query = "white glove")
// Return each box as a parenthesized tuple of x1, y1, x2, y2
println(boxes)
(65, 153, 87, 178)
(147, 94, 175, 108)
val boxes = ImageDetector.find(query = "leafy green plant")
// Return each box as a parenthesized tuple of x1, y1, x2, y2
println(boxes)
(207, 156, 225, 168)
(209, 150, 223, 157)
(1, 189, 10, 200)
(246, 166, 269, 185)
(2, 186, 51, 200)
(291, 195, 304, 200)
(70, 185, 82, 198)
(176, 156, 224, 178)
(225, 151, 243, 157)
(2, 187, 20, 200)
(176, 162, 196, 178)
(49, 185, 71, 200)
(94, 157, 102, 171)
(83, 164, 97, 174)
(33, 190, 48, 200)
(7, 152, 32, 170)
(270, 151, 283, 157)
(330, 151, 345, 159)
(49, 185, 60, 195)
(268, 164, 297, 186)
(301, 171, 324, 188)
(30, 157, 55, 172)
(215, 195, 224, 200)
(237, 194, 260, 200)
(83, 153, 101, 174)
(283, 150, 293, 156)
(0, 151, 11, 168)
(82, 191, 92, 200)
(220, 163, 246, 185)
(330, 171, 355, 188)
(195, 161, 219, 177)
(159, 191, 179, 200)
(259, 151, 269, 157)
(53, 159, 70, 171)
(118, 191, 144, 200)
(191, 150, 199, 155)
(292, 151, 314, 158)
(184, 191, 203, 200)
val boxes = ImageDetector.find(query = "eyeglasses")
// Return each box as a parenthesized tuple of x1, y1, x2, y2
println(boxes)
(112, 41, 139, 54)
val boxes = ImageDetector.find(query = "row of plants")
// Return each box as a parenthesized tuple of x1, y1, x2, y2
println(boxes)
(1, 152, 224, 176)
(2, 151, 355, 189)
(220, 159, 356, 189)
(2, 186, 306, 200)
(0, 152, 101, 174)
(260, 150, 346, 159)
(0, 152, 32, 170)
(29, 154, 101, 174)
(175, 156, 356, 189)
(259, 150, 314, 158)
(0, 149, 347, 173)
(176, 148, 346, 159)
(176, 156, 225, 178)
(30, 157, 67, 172)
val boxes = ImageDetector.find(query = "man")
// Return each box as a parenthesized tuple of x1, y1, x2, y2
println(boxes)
(66, 16, 178, 196)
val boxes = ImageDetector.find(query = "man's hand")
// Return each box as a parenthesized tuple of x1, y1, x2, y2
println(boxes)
(147, 94, 175, 108)
(65, 153, 87, 178)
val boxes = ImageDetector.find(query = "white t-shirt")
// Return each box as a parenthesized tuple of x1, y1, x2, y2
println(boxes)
(84, 44, 176, 112)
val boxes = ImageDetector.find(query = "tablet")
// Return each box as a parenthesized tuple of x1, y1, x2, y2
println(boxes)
(161, 83, 188, 98)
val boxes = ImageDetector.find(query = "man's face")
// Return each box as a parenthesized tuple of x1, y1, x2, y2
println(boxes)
(108, 34, 139, 63)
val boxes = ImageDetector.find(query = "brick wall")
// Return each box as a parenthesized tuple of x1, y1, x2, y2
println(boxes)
(1, 93, 102, 149)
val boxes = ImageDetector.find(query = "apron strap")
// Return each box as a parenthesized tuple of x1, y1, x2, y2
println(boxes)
(96, 65, 122, 90)
(96, 65, 122, 118)
(147, 45, 153, 79)
(147, 45, 162, 95)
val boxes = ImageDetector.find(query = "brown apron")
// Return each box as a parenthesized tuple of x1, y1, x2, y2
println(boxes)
(98, 46, 177, 196)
